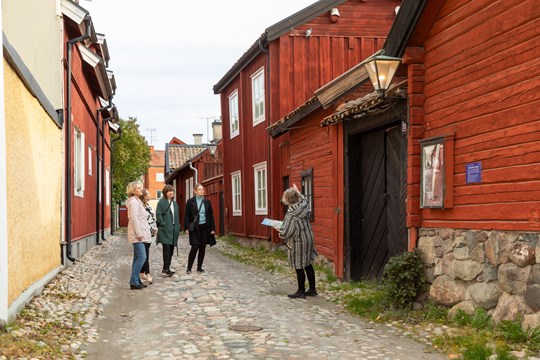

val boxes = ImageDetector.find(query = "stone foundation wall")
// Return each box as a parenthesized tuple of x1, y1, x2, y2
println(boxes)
(417, 228, 540, 329)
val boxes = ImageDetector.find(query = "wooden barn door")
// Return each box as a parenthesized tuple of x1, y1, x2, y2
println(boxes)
(347, 125, 406, 280)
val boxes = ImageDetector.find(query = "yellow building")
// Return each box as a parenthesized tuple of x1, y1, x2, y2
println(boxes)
(0, 0, 64, 325)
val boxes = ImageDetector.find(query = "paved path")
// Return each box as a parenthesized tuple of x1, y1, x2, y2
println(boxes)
(84, 233, 445, 359)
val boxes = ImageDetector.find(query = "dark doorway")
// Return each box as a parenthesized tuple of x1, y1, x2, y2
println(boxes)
(347, 124, 407, 280)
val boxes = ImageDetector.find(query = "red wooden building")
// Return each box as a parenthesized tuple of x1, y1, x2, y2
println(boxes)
(164, 134, 224, 235)
(62, 0, 119, 263)
(214, 0, 401, 250)
(322, 0, 540, 324)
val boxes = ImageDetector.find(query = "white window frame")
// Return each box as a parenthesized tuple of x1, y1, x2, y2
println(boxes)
(231, 170, 242, 216)
(185, 177, 194, 203)
(229, 89, 239, 138)
(88, 145, 92, 176)
(156, 172, 164, 182)
(253, 161, 267, 215)
(106, 168, 110, 206)
(251, 67, 265, 126)
(74, 128, 85, 197)
(98, 159, 102, 203)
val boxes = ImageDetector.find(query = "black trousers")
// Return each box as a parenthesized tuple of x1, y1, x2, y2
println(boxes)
(295, 264, 316, 292)
(187, 224, 208, 271)
(162, 244, 174, 271)
(141, 242, 151, 274)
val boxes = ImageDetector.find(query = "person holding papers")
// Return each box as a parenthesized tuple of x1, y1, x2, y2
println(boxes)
(278, 184, 318, 299)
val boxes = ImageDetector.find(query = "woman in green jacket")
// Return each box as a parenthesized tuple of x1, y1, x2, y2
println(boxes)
(156, 184, 180, 277)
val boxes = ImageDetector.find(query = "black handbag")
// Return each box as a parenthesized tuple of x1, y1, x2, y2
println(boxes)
(189, 200, 204, 232)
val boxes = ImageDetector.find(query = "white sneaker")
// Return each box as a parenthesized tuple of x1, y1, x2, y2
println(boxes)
(146, 274, 153, 284)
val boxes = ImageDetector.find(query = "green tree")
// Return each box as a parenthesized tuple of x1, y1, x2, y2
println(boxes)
(111, 117, 151, 204)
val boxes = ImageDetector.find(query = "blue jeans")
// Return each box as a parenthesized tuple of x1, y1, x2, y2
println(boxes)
(130, 242, 147, 285)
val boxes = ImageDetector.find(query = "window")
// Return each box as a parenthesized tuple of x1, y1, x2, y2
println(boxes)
(74, 128, 85, 197)
(229, 90, 239, 138)
(98, 159, 102, 203)
(156, 172, 164, 182)
(301, 169, 314, 222)
(88, 145, 92, 176)
(231, 171, 242, 216)
(253, 162, 267, 215)
(157, 190, 163, 199)
(185, 177, 194, 203)
(106, 168, 110, 206)
(251, 67, 265, 125)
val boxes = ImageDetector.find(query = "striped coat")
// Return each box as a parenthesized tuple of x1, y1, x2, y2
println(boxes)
(279, 197, 317, 269)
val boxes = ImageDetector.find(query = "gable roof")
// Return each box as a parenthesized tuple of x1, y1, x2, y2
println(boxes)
(213, 0, 348, 94)
(164, 144, 207, 175)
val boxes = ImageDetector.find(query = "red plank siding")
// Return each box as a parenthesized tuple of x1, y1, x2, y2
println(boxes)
(411, 0, 540, 231)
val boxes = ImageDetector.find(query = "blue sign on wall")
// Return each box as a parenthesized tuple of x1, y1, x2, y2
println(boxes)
(466, 162, 482, 184)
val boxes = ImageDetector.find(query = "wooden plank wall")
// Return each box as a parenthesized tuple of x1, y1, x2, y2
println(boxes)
(288, 107, 339, 261)
(418, 0, 540, 230)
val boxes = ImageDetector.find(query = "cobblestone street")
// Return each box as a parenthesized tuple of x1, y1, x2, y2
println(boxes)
(62, 232, 443, 360)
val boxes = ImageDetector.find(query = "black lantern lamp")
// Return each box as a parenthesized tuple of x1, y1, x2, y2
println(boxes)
(363, 54, 402, 98)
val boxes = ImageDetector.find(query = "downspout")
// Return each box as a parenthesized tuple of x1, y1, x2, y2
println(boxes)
(259, 38, 272, 241)
(189, 162, 198, 184)
(101, 109, 114, 242)
(65, 15, 92, 263)
(96, 101, 113, 245)
(110, 126, 122, 234)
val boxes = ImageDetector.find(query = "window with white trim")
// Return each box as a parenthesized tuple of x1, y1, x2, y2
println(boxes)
(229, 90, 239, 138)
(106, 168, 110, 206)
(253, 162, 267, 215)
(185, 177, 194, 203)
(301, 169, 314, 222)
(88, 145, 92, 176)
(156, 172, 164, 182)
(251, 67, 265, 125)
(74, 128, 85, 197)
(98, 159, 102, 203)
(231, 171, 242, 216)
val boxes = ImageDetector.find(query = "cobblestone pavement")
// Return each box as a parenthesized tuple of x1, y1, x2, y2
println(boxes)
(76, 232, 445, 360)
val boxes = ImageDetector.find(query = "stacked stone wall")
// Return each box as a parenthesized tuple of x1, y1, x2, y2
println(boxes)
(417, 228, 540, 329)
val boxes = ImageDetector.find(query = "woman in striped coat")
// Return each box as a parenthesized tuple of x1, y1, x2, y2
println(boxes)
(279, 185, 317, 299)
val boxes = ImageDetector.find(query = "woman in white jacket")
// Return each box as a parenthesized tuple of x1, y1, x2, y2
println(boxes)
(126, 182, 151, 290)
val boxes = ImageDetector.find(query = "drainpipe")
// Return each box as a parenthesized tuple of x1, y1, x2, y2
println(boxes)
(101, 111, 114, 242)
(259, 38, 273, 242)
(110, 126, 122, 234)
(96, 101, 113, 245)
(189, 162, 198, 184)
(65, 15, 92, 263)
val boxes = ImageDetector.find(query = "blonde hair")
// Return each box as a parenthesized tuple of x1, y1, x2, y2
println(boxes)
(282, 187, 301, 205)
(193, 183, 204, 195)
(126, 181, 142, 197)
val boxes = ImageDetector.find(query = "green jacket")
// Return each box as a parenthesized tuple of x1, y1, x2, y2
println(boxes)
(155, 197, 180, 246)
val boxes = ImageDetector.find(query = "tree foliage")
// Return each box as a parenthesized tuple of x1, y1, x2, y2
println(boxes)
(111, 117, 151, 204)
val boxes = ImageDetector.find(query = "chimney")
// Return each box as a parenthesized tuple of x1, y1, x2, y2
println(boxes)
(212, 120, 222, 142)
(193, 133, 203, 145)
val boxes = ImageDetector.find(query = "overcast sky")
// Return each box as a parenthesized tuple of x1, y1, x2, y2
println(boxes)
(81, 0, 316, 150)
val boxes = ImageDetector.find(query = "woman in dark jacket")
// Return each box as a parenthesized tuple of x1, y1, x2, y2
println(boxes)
(156, 184, 180, 277)
(279, 185, 317, 299)
(184, 183, 216, 274)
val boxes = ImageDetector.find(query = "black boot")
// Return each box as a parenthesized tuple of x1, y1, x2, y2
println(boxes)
(288, 290, 306, 299)
(305, 265, 317, 296)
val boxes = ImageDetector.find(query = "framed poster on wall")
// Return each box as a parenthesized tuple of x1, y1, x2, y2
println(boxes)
(420, 138, 445, 208)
